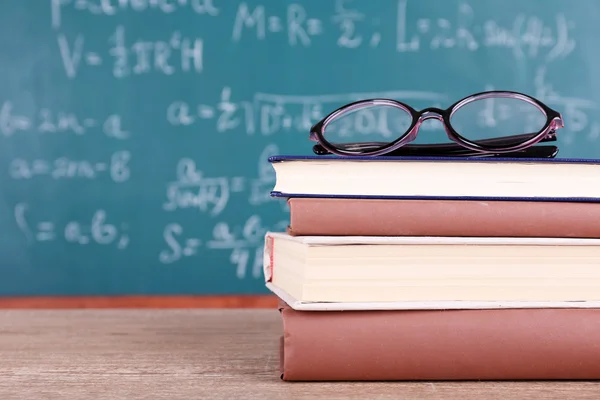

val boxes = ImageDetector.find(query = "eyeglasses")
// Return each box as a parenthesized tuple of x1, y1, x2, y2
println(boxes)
(309, 91, 564, 158)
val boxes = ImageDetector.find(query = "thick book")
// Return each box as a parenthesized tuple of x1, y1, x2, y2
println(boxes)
(269, 155, 600, 201)
(284, 197, 600, 238)
(263, 232, 600, 310)
(277, 301, 600, 381)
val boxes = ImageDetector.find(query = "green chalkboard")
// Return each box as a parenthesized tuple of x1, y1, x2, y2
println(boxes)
(1, 0, 599, 296)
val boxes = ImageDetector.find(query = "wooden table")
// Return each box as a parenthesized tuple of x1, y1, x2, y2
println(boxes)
(0, 309, 598, 399)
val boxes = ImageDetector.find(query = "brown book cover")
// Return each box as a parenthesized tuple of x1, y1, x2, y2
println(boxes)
(286, 197, 600, 238)
(278, 301, 600, 381)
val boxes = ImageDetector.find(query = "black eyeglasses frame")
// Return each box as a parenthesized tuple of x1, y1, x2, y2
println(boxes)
(309, 90, 564, 157)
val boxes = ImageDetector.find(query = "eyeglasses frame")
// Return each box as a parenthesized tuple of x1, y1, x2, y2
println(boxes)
(308, 90, 565, 157)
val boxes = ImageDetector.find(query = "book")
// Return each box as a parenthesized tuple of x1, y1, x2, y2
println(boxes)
(284, 197, 600, 238)
(263, 232, 600, 309)
(277, 301, 600, 381)
(269, 155, 600, 201)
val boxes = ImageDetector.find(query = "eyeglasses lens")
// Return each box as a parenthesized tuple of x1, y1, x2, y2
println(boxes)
(449, 95, 548, 146)
(322, 103, 413, 153)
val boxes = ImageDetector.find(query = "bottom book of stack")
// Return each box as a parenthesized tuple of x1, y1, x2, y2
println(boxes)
(263, 232, 600, 381)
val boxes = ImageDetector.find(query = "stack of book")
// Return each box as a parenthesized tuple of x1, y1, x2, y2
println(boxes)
(263, 155, 600, 381)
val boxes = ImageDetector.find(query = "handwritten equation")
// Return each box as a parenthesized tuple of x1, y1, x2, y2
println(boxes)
(0, 101, 129, 139)
(51, 0, 220, 29)
(165, 78, 600, 146)
(395, 0, 575, 61)
(229, 0, 575, 61)
(9, 150, 131, 182)
(533, 67, 600, 145)
(56, 26, 203, 79)
(167, 87, 449, 136)
(49, 0, 577, 80)
(163, 145, 284, 216)
(159, 214, 288, 279)
(162, 157, 245, 216)
(15, 202, 130, 249)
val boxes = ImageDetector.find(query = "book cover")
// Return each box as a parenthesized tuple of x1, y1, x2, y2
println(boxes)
(268, 155, 600, 202)
(284, 197, 600, 238)
(278, 301, 600, 381)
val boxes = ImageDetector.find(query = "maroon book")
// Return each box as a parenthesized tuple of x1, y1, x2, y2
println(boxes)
(285, 197, 600, 238)
(278, 301, 600, 381)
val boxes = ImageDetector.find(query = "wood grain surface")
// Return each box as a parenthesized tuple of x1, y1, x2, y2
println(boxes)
(0, 309, 598, 399)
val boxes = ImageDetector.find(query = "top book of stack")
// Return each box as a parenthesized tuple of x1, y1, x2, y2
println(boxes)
(269, 155, 600, 201)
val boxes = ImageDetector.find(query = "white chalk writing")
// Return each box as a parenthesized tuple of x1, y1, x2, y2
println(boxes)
(207, 215, 288, 278)
(532, 67, 600, 145)
(158, 215, 287, 278)
(159, 223, 203, 264)
(166, 87, 449, 135)
(231, 2, 323, 46)
(15, 202, 129, 249)
(162, 158, 245, 216)
(224, 0, 576, 60)
(56, 26, 203, 79)
(9, 151, 131, 183)
(248, 143, 288, 210)
(51, 0, 220, 29)
(395, 0, 575, 60)
(0, 101, 129, 139)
